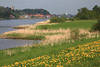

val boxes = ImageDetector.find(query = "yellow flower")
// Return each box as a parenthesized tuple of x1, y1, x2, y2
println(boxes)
(15, 62, 19, 65)
(56, 65, 63, 67)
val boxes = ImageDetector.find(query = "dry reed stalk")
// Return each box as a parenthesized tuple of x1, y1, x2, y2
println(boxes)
(1, 20, 100, 46)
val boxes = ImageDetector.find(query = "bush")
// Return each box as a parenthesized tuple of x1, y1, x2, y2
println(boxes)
(50, 17, 66, 23)
(91, 19, 100, 32)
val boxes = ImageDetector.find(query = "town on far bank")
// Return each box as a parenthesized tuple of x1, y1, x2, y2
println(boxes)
(0, 6, 73, 19)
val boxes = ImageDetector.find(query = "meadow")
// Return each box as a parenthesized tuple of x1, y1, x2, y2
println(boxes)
(36, 20, 97, 30)
(0, 37, 100, 66)
(0, 20, 100, 67)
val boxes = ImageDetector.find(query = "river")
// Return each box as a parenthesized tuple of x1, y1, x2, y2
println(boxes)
(0, 19, 46, 50)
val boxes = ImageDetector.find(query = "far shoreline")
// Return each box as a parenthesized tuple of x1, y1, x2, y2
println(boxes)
(0, 19, 50, 40)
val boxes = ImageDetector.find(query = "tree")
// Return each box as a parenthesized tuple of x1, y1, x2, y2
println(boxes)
(22, 9, 50, 15)
(92, 19, 100, 32)
(93, 5, 100, 19)
(76, 5, 100, 20)
(50, 17, 66, 23)
(76, 7, 90, 19)
(0, 6, 51, 19)
(0, 6, 11, 18)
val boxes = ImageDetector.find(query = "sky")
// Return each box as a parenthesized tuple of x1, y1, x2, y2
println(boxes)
(0, 0, 100, 15)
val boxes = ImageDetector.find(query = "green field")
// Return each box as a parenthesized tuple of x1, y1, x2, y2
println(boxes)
(36, 20, 97, 30)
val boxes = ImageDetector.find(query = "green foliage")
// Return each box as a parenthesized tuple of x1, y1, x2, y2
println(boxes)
(0, 6, 50, 19)
(93, 5, 100, 19)
(0, 6, 11, 19)
(76, 5, 100, 19)
(50, 17, 66, 23)
(13, 9, 50, 17)
(22, 9, 50, 15)
(91, 19, 100, 32)
(76, 8, 90, 19)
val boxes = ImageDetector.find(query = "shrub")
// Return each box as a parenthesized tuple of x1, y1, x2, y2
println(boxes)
(70, 29, 80, 40)
(91, 19, 100, 32)
(69, 18, 74, 21)
(50, 17, 66, 23)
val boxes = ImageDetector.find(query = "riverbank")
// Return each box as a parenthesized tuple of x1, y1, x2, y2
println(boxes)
(0, 20, 66, 44)
(0, 20, 99, 45)
(0, 20, 50, 40)
(0, 20, 100, 67)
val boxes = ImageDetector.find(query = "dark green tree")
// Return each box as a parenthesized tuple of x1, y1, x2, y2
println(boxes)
(93, 5, 100, 19)
(50, 17, 66, 23)
(76, 5, 100, 20)
(76, 7, 90, 19)
(92, 19, 100, 31)
(0, 6, 11, 18)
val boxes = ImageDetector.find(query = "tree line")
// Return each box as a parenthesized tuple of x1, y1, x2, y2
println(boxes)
(76, 5, 100, 19)
(0, 6, 50, 19)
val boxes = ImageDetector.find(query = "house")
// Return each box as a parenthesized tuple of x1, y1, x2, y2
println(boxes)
(45, 14, 52, 18)
(19, 14, 52, 19)
(33, 14, 45, 18)
(19, 15, 31, 19)
(10, 15, 15, 19)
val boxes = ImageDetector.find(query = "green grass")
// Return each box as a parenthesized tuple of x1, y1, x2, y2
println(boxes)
(36, 20, 97, 30)
(6, 33, 45, 40)
(64, 56, 100, 67)
(6, 33, 22, 37)
(25, 35, 45, 40)
(0, 37, 100, 66)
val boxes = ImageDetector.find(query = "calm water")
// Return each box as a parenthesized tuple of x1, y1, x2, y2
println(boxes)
(0, 19, 46, 50)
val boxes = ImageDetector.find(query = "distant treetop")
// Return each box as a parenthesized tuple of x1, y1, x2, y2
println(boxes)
(0, 6, 51, 19)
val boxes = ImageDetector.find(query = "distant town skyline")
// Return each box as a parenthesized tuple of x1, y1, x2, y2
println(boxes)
(0, 0, 100, 15)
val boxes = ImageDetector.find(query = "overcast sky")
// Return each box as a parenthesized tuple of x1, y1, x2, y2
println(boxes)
(0, 0, 100, 14)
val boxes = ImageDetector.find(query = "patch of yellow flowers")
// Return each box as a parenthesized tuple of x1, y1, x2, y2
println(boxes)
(3, 40, 100, 67)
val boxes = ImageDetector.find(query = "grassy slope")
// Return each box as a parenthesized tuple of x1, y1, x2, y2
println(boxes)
(0, 38, 100, 66)
(36, 20, 97, 30)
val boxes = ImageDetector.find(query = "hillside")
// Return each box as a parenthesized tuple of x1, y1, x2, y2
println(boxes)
(0, 6, 51, 19)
